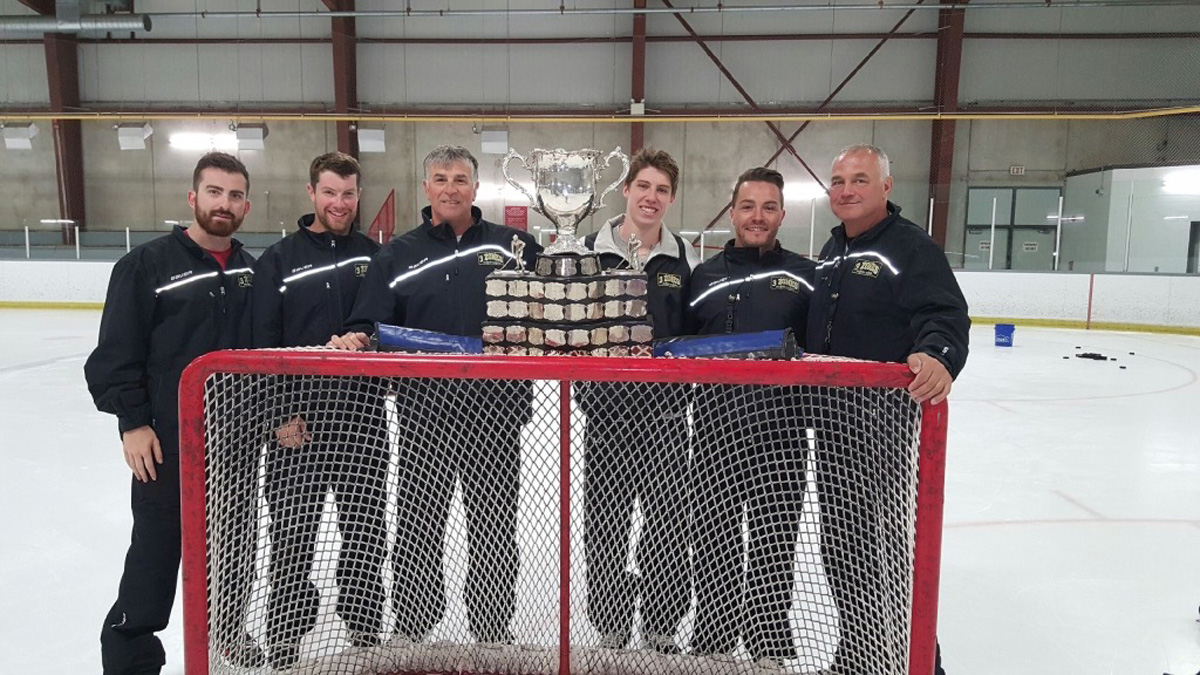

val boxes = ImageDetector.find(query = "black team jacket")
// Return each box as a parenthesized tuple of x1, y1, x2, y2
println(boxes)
(85, 225, 255, 441)
(252, 213, 379, 349)
(345, 205, 540, 337)
(252, 214, 380, 427)
(579, 216, 699, 420)
(685, 241, 815, 477)
(583, 216, 697, 340)
(344, 206, 541, 425)
(806, 202, 970, 378)
(687, 240, 816, 341)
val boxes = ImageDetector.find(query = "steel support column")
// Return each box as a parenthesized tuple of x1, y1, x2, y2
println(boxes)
(44, 31, 85, 240)
(928, 0, 966, 250)
(326, 0, 359, 157)
(630, 0, 647, 152)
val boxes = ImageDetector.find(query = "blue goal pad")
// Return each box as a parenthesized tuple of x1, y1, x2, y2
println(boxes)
(373, 323, 483, 354)
(652, 328, 800, 360)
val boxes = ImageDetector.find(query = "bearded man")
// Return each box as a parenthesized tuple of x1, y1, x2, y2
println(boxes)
(85, 152, 261, 674)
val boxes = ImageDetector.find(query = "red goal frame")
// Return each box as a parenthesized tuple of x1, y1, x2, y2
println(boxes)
(178, 351, 947, 675)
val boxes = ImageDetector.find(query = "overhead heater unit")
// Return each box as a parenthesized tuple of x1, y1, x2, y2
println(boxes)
(117, 123, 153, 150)
(358, 128, 386, 153)
(481, 130, 509, 155)
(2, 124, 38, 150)
(234, 124, 269, 150)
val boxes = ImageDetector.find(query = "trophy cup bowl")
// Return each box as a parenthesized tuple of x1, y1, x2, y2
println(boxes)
(502, 147, 630, 264)
(484, 147, 657, 357)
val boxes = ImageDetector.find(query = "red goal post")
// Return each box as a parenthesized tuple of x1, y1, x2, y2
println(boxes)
(179, 351, 946, 675)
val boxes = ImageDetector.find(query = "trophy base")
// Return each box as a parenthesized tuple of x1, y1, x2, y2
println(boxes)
(534, 252, 601, 278)
(482, 265, 655, 357)
(482, 234, 653, 357)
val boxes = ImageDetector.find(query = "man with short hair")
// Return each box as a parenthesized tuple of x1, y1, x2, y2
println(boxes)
(86, 152, 260, 674)
(686, 166, 815, 666)
(252, 152, 386, 667)
(809, 144, 967, 675)
(578, 148, 699, 653)
(332, 145, 540, 645)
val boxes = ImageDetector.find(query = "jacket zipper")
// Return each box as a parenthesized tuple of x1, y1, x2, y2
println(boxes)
(822, 239, 851, 351)
(327, 237, 339, 332)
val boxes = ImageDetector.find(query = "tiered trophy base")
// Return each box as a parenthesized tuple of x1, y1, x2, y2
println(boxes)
(482, 252, 654, 357)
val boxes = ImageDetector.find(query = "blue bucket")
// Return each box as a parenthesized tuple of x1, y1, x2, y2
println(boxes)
(994, 323, 1015, 347)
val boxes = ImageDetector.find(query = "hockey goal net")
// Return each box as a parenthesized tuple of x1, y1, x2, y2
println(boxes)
(179, 351, 946, 675)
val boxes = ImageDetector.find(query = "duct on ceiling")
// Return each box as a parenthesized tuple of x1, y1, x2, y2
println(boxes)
(0, 14, 150, 32)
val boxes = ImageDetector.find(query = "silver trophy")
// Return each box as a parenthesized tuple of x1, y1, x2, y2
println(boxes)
(501, 147, 630, 257)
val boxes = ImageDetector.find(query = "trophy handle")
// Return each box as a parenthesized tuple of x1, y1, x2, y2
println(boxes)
(594, 146, 630, 212)
(500, 148, 541, 215)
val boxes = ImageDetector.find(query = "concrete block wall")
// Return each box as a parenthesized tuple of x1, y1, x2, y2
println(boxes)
(3, 117, 1198, 270)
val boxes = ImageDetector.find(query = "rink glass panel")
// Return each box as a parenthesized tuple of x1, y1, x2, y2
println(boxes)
(179, 351, 946, 675)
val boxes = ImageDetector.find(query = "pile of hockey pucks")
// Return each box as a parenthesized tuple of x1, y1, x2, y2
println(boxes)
(1061, 348, 1134, 369)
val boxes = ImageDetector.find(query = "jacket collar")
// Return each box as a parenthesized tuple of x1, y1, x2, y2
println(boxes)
(422, 205, 484, 241)
(594, 214, 680, 263)
(296, 213, 357, 248)
(721, 238, 784, 266)
(833, 201, 902, 247)
(173, 224, 243, 261)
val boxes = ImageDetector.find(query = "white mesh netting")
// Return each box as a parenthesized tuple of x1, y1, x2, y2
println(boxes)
(187, 354, 935, 675)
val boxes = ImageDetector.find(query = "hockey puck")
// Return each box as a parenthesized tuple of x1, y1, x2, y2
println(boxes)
(1120, 365, 1127, 369)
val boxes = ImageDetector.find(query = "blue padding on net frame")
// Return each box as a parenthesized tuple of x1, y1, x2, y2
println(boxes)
(374, 323, 483, 354)
(652, 328, 801, 360)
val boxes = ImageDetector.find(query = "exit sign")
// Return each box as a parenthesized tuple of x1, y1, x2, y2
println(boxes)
(1009, 165, 1026, 176)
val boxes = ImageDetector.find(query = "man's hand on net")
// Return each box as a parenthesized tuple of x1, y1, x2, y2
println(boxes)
(906, 352, 952, 405)
(275, 416, 311, 449)
(122, 425, 162, 483)
(328, 331, 370, 351)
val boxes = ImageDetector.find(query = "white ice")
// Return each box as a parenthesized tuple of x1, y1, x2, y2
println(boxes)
(0, 309, 1197, 675)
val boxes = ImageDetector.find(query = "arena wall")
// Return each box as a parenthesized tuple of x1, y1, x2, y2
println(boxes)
(3, 261, 1198, 333)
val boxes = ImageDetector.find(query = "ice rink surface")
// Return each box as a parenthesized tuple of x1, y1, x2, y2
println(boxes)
(1, 308, 1197, 675)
